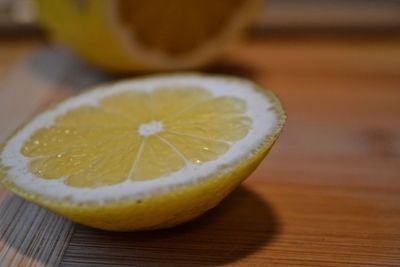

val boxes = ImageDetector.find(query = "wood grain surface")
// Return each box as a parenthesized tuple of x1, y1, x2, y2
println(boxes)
(0, 36, 400, 266)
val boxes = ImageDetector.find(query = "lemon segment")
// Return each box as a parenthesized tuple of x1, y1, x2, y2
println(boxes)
(0, 74, 285, 231)
(159, 132, 230, 165)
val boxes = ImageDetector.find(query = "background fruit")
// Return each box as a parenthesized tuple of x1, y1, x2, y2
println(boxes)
(35, 0, 261, 72)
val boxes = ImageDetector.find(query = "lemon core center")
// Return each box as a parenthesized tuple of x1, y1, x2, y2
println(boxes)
(138, 121, 164, 136)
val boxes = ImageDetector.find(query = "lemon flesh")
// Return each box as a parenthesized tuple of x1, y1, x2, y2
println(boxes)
(0, 74, 285, 231)
(23, 87, 249, 187)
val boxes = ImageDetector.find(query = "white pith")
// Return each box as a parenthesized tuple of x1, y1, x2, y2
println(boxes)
(1, 75, 277, 203)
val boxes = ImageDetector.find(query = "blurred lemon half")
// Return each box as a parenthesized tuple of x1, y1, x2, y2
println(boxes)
(35, 0, 261, 72)
(0, 74, 285, 231)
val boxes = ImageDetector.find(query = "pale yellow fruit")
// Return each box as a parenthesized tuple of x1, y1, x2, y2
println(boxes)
(0, 74, 285, 231)
(35, 0, 261, 72)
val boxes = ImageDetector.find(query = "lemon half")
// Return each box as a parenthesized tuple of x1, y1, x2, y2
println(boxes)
(0, 74, 285, 231)
(36, 0, 261, 72)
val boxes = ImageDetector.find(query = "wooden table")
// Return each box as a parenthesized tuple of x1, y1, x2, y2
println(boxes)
(1, 35, 400, 266)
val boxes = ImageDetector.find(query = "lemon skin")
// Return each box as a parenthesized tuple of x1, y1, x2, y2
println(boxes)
(0, 88, 285, 231)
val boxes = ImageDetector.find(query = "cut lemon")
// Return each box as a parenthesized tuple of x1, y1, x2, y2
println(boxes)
(35, 0, 261, 72)
(0, 74, 285, 231)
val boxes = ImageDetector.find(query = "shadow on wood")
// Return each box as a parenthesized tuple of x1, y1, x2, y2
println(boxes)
(25, 46, 110, 92)
(24, 46, 259, 94)
(204, 60, 259, 81)
(62, 186, 280, 266)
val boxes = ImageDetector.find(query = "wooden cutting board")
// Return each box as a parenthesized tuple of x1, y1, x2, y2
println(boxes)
(1, 37, 400, 266)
